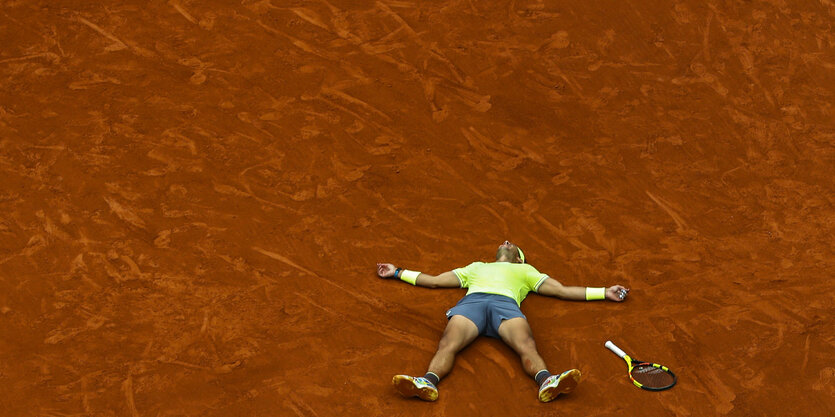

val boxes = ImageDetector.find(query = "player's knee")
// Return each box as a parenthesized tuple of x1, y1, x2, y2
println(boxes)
(437, 337, 458, 353)
(516, 335, 537, 354)
(437, 333, 469, 353)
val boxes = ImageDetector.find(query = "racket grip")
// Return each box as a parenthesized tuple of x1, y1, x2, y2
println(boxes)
(605, 340, 627, 358)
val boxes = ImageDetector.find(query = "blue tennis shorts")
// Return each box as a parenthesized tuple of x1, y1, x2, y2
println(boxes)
(445, 293, 526, 339)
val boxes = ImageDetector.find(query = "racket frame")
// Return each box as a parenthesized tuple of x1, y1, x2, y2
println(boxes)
(605, 340, 677, 391)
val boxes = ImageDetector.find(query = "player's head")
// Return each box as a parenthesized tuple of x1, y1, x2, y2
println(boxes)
(496, 240, 526, 263)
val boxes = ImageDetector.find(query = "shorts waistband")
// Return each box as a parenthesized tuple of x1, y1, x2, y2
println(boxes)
(461, 292, 517, 304)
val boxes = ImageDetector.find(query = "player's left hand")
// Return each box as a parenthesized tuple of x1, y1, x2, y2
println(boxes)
(376, 263, 397, 278)
(606, 285, 629, 302)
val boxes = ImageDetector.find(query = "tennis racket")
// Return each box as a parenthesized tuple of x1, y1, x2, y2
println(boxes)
(605, 340, 677, 391)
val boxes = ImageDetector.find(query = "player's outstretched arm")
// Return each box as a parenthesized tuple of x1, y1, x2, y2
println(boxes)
(537, 277, 629, 302)
(376, 263, 460, 288)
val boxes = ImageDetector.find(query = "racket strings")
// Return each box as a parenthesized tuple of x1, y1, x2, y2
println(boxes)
(631, 364, 675, 388)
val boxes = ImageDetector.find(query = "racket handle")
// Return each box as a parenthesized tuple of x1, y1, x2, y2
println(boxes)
(605, 340, 627, 358)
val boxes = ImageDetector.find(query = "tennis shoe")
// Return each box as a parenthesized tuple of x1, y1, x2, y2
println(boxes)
(538, 368, 581, 402)
(392, 375, 438, 401)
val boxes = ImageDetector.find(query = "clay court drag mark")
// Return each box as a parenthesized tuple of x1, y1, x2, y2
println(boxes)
(1, 0, 834, 416)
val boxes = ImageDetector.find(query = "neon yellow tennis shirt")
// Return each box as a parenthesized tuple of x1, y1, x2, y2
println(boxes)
(453, 262, 549, 306)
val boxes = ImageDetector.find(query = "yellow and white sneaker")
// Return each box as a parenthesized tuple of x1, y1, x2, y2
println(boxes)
(392, 375, 439, 401)
(538, 369, 581, 402)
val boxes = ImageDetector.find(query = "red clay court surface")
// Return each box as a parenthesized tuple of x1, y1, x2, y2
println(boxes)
(1, 1, 834, 416)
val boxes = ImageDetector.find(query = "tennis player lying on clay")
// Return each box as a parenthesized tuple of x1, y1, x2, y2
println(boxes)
(376, 240, 629, 402)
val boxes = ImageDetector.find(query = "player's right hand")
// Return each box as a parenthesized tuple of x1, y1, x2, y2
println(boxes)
(376, 263, 397, 278)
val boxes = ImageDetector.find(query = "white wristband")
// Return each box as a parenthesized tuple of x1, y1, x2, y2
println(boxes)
(400, 270, 421, 285)
(586, 287, 606, 300)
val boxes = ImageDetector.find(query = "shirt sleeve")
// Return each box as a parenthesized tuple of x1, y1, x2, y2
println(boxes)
(452, 262, 479, 288)
(527, 266, 549, 292)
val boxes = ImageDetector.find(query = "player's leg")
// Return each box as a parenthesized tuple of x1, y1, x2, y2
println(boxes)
(393, 315, 479, 401)
(497, 317, 580, 402)
(427, 314, 480, 378)
(496, 317, 547, 378)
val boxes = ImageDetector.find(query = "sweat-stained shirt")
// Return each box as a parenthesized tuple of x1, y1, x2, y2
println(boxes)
(452, 262, 549, 306)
